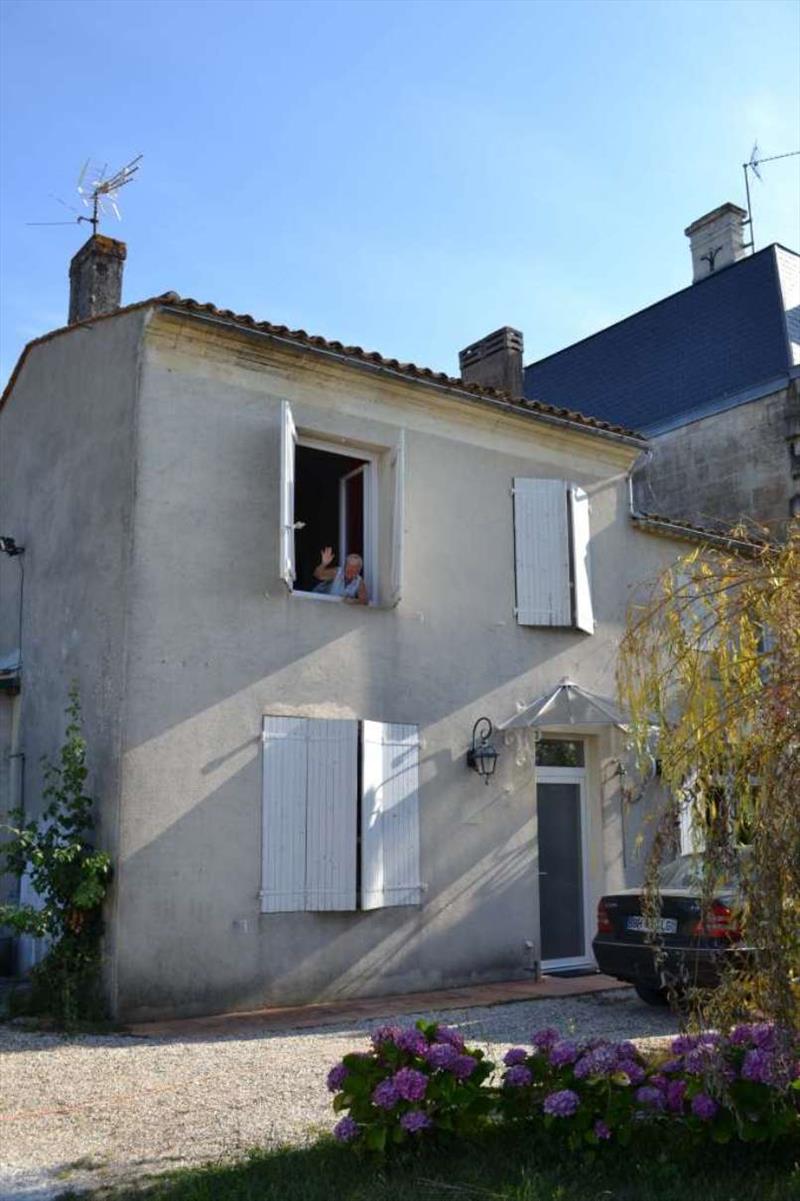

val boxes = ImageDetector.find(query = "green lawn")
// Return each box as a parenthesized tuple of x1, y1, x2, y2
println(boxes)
(61, 1126, 800, 1201)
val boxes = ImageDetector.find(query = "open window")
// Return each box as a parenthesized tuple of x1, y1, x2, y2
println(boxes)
(279, 402, 404, 607)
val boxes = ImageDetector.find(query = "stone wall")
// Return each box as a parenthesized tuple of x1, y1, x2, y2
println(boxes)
(633, 382, 800, 534)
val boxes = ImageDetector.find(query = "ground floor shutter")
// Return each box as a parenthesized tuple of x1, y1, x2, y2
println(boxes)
(361, 721, 421, 909)
(261, 716, 308, 912)
(305, 719, 358, 911)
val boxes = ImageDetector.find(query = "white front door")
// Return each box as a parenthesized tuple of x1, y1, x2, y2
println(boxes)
(536, 755, 592, 971)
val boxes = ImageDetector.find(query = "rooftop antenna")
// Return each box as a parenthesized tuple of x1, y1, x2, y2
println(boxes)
(27, 154, 143, 232)
(742, 144, 799, 253)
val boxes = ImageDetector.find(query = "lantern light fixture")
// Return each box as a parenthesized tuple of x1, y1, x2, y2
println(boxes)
(467, 716, 498, 784)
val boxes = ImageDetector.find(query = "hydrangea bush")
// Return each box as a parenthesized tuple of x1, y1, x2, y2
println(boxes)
(499, 1026, 649, 1147)
(499, 1023, 800, 1148)
(327, 1020, 495, 1151)
(329, 1021, 799, 1153)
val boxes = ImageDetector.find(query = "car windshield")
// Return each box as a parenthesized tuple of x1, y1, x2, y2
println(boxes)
(657, 849, 750, 891)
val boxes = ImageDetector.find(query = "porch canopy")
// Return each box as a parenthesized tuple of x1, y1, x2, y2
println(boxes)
(499, 678, 630, 731)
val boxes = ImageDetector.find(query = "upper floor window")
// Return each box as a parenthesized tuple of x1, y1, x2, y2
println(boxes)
(512, 478, 594, 633)
(280, 401, 404, 607)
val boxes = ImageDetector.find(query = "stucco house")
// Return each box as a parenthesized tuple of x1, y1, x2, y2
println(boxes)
(1, 236, 699, 1021)
(462, 204, 799, 536)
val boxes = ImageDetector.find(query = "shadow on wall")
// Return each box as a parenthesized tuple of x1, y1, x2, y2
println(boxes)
(115, 732, 538, 1019)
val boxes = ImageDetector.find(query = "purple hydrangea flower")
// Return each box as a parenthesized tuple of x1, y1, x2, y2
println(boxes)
(532, 1027, 560, 1051)
(635, 1085, 665, 1110)
(452, 1054, 477, 1080)
(691, 1092, 718, 1121)
(615, 1041, 638, 1059)
(618, 1061, 646, 1086)
(665, 1079, 687, 1112)
(393, 1067, 428, 1102)
(660, 1058, 683, 1074)
(649, 1073, 669, 1091)
(400, 1108, 433, 1133)
(594, 1119, 612, 1140)
(573, 1055, 593, 1079)
(684, 1047, 714, 1076)
(543, 1088, 580, 1118)
(333, 1115, 359, 1143)
(503, 1047, 529, 1067)
(372, 1078, 400, 1109)
(371, 1024, 402, 1048)
(426, 1042, 460, 1071)
(504, 1064, 533, 1088)
(730, 1022, 775, 1050)
(741, 1048, 774, 1084)
(435, 1026, 465, 1051)
(327, 1062, 349, 1092)
(395, 1028, 429, 1057)
(671, 1034, 699, 1054)
(574, 1044, 618, 1079)
(549, 1040, 580, 1067)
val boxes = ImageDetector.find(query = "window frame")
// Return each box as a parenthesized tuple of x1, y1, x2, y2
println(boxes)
(291, 432, 380, 606)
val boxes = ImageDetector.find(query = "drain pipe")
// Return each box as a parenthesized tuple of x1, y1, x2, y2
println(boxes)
(627, 448, 652, 522)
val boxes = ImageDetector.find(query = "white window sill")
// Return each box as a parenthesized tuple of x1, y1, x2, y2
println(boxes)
(288, 589, 394, 611)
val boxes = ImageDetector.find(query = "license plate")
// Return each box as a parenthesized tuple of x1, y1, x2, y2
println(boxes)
(626, 915, 678, 934)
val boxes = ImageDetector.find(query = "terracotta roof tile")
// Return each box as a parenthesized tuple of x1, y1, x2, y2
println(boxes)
(1, 293, 644, 443)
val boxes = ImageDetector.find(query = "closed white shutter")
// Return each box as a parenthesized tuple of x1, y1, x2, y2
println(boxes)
(513, 478, 571, 626)
(569, 485, 594, 634)
(361, 721, 421, 909)
(389, 435, 405, 606)
(261, 716, 308, 912)
(305, 719, 358, 911)
(279, 400, 297, 587)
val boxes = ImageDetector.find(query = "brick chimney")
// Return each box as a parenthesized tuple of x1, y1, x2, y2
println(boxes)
(68, 234, 127, 324)
(684, 203, 747, 283)
(459, 326, 524, 397)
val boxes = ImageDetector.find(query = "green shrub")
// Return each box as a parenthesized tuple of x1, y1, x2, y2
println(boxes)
(0, 684, 112, 1024)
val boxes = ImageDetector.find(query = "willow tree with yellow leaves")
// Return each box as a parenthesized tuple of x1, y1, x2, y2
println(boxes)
(618, 520, 800, 1033)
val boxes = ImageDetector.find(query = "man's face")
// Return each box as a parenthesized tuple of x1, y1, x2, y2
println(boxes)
(345, 556, 361, 581)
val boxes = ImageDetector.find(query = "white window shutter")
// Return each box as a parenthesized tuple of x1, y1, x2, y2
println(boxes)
(569, 485, 594, 634)
(261, 716, 308, 912)
(513, 478, 571, 626)
(389, 435, 405, 606)
(279, 400, 297, 587)
(361, 721, 421, 910)
(305, 719, 358, 911)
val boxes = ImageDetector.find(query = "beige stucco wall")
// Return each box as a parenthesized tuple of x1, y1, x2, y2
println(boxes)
(107, 312, 682, 1021)
(0, 310, 146, 985)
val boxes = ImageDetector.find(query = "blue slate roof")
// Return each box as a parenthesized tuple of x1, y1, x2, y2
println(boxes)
(524, 245, 794, 434)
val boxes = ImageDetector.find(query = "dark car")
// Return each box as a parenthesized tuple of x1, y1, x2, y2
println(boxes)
(592, 851, 752, 1005)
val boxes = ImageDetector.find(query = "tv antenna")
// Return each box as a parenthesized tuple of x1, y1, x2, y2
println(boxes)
(27, 154, 143, 233)
(742, 143, 799, 253)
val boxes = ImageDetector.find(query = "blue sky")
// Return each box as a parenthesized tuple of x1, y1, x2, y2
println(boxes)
(1, 0, 798, 386)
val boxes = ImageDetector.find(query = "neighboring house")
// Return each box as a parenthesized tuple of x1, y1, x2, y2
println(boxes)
(462, 204, 800, 535)
(1, 235, 697, 1022)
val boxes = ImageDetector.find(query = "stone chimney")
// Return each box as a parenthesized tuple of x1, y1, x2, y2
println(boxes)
(459, 326, 524, 397)
(684, 202, 747, 283)
(68, 234, 127, 324)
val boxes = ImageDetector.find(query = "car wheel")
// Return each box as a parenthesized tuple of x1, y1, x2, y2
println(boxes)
(634, 982, 669, 1006)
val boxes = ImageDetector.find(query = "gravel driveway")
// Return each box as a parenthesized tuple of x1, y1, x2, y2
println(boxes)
(0, 990, 679, 1201)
